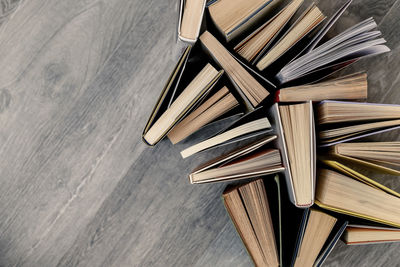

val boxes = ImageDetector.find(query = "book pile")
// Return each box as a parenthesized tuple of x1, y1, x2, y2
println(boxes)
(143, 0, 400, 265)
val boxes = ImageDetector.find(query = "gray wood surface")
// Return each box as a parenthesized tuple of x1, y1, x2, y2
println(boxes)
(0, 0, 399, 266)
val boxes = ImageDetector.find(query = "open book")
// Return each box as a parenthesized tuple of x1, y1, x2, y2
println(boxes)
(317, 101, 400, 146)
(181, 118, 271, 158)
(275, 72, 367, 102)
(143, 42, 269, 147)
(320, 160, 400, 198)
(343, 224, 400, 245)
(200, 31, 271, 107)
(189, 136, 284, 184)
(181, 107, 273, 158)
(223, 179, 279, 266)
(232, 0, 355, 82)
(277, 17, 390, 84)
(167, 86, 239, 144)
(268, 102, 316, 208)
(316, 168, 400, 228)
(143, 63, 223, 145)
(256, 3, 326, 71)
(234, 0, 304, 63)
(328, 141, 400, 175)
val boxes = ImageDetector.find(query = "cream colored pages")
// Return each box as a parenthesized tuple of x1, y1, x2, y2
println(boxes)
(278, 72, 367, 102)
(209, 0, 269, 35)
(143, 64, 218, 145)
(236, 0, 303, 61)
(294, 210, 337, 267)
(168, 87, 239, 144)
(200, 31, 269, 106)
(181, 117, 271, 158)
(316, 169, 400, 227)
(279, 102, 312, 206)
(180, 0, 205, 40)
(256, 5, 325, 70)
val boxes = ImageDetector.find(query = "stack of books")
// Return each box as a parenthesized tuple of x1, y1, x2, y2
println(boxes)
(143, 0, 400, 265)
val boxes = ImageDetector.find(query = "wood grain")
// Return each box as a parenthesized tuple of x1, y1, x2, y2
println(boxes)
(0, 0, 399, 266)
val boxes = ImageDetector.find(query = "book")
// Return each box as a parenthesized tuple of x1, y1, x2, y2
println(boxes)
(315, 168, 400, 228)
(291, 209, 337, 267)
(200, 31, 271, 107)
(267, 0, 353, 85)
(343, 225, 400, 245)
(277, 17, 390, 84)
(267, 103, 316, 208)
(320, 119, 400, 144)
(223, 179, 279, 266)
(256, 3, 326, 71)
(143, 63, 223, 145)
(167, 86, 239, 144)
(277, 101, 316, 207)
(189, 136, 284, 184)
(208, 0, 282, 42)
(234, 0, 304, 62)
(317, 101, 400, 145)
(328, 141, 400, 175)
(318, 101, 400, 124)
(143, 46, 192, 145)
(320, 160, 400, 198)
(144, 43, 265, 146)
(275, 72, 367, 102)
(181, 110, 273, 158)
(178, 0, 206, 42)
(291, 0, 352, 59)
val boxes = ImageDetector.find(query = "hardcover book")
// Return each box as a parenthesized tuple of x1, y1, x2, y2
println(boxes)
(189, 135, 284, 184)
(268, 102, 316, 208)
(316, 168, 400, 228)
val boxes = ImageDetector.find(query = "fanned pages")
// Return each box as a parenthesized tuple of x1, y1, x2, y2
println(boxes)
(298, 0, 352, 56)
(317, 101, 400, 145)
(200, 31, 270, 107)
(316, 169, 400, 228)
(318, 101, 400, 124)
(256, 4, 326, 71)
(181, 117, 271, 158)
(276, 72, 367, 102)
(189, 136, 284, 184)
(277, 17, 390, 84)
(321, 160, 400, 198)
(320, 119, 400, 142)
(191, 149, 281, 183)
(234, 0, 304, 62)
(143, 64, 222, 145)
(179, 0, 206, 42)
(223, 179, 279, 266)
(208, 0, 282, 42)
(293, 209, 337, 267)
(343, 225, 400, 245)
(168, 86, 239, 144)
(329, 142, 400, 175)
(279, 101, 315, 207)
